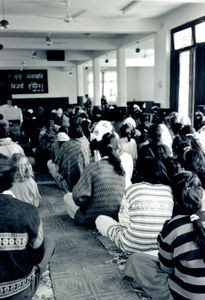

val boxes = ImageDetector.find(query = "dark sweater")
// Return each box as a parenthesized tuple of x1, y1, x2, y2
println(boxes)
(0, 194, 44, 298)
(72, 158, 125, 226)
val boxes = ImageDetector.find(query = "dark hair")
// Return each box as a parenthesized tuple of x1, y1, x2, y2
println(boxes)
(0, 114, 3, 120)
(184, 149, 205, 189)
(120, 123, 132, 142)
(69, 116, 84, 138)
(139, 157, 170, 185)
(99, 132, 125, 176)
(0, 157, 16, 192)
(148, 124, 161, 143)
(171, 171, 205, 261)
(0, 125, 7, 138)
(164, 156, 182, 180)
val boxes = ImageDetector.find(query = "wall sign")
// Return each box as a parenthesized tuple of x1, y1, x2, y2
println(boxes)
(0, 69, 48, 94)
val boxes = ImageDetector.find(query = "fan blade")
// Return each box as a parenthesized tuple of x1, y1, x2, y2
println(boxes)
(71, 9, 86, 19)
(38, 15, 64, 20)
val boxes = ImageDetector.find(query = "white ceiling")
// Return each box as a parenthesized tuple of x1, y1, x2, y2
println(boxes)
(0, 0, 203, 68)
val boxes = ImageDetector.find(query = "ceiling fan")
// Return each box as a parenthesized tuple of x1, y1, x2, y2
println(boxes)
(42, 0, 87, 23)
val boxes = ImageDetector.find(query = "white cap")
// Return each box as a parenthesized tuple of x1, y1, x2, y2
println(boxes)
(57, 132, 70, 142)
(123, 117, 136, 129)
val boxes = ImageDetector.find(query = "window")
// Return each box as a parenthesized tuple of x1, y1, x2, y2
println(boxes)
(87, 70, 117, 103)
(173, 27, 193, 50)
(103, 71, 117, 103)
(195, 21, 205, 43)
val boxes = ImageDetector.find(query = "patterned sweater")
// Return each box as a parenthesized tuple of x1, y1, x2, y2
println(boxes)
(0, 194, 44, 299)
(72, 158, 125, 226)
(107, 182, 173, 254)
(158, 213, 205, 300)
(58, 135, 91, 191)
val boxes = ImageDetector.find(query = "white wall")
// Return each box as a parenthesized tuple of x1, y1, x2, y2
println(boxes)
(127, 67, 154, 102)
(13, 67, 77, 105)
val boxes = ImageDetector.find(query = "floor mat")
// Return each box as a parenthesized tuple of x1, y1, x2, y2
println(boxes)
(38, 180, 138, 300)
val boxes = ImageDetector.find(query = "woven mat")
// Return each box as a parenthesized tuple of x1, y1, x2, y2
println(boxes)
(37, 180, 138, 300)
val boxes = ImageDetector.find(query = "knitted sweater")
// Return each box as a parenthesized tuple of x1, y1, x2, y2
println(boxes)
(108, 182, 173, 254)
(0, 194, 44, 299)
(158, 213, 205, 300)
(72, 158, 125, 226)
(58, 135, 91, 191)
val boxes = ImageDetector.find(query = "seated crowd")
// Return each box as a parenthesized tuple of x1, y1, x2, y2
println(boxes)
(0, 100, 205, 299)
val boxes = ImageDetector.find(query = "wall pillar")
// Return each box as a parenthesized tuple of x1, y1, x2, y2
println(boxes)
(117, 48, 127, 107)
(154, 29, 171, 108)
(92, 57, 101, 107)
(76, 64, 84, 107)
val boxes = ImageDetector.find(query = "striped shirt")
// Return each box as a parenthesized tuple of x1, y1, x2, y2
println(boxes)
(107, 182, 173, 254)
(158, 213, 205, 300)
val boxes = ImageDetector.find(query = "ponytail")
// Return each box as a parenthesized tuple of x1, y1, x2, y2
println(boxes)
(172, 171, 205, 260)
(190, 214, 205, 262)
(99, 133, 125, 176)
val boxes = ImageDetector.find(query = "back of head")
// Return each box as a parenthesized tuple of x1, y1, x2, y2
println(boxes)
(140, 157, 170, 185)
(148, 124, 162, 144)
(69, 116, 84, 138)
(184, 149, 205, 188)
(99, 132, 125, 176)
(120, 123, 132, 141)
(0, 156, 16, 192)
(11, 153, 33, 181)
(172, 171, 203, 215)
(0, 124, 8, 138)
(172, 171, 205, 261)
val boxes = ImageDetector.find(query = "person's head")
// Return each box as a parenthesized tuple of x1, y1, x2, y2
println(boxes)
(120, 123, 133, 142)
(99, 132, 125, 176)
(0, 125, 8, 138)
(164, 157, 182, 181)
(0, 156, 16, 192)
(148, 124, 162, 144)
(69, 116, 84, 138)
(172, 171, 203, 216)
(183, 149, 205, 188)
(11, 153, 33, 182)
(172, 171, 205, 261)
(139, 157, 170, 185)
(0, 114, 3, 120)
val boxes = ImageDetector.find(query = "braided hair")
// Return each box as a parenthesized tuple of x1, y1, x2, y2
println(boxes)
(172, 171, 205, 261)
(99, 132, 125, 176)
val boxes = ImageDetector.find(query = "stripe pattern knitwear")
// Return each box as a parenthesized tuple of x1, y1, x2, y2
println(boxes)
(158, 213, 205, 300)
(108, 182, 173, 253)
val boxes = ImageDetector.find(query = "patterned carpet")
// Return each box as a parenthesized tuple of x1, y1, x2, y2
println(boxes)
(36, 175, 139, 300)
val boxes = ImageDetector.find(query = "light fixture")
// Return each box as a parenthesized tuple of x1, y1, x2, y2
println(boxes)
(105, 58, 109, 63)
(120, 0, 141, 14)
(135, 48, 140, 53)
(0, 0, 9, 29)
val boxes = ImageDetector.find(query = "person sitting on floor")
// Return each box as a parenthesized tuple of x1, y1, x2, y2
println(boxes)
(123, 171, 205, 300)
(64, 132, 126, 228)
(58, 115, 91, 192)
(7, 153, 41, 207)
(91, 120, 133, 188)
(138, 123, 172, 165)
(47, 127, 70, 190)
(0, 156, 55, 300)
(0, 124, 25, 157)
(96, 157, 173, 255)
(119, 123, 138, 163)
